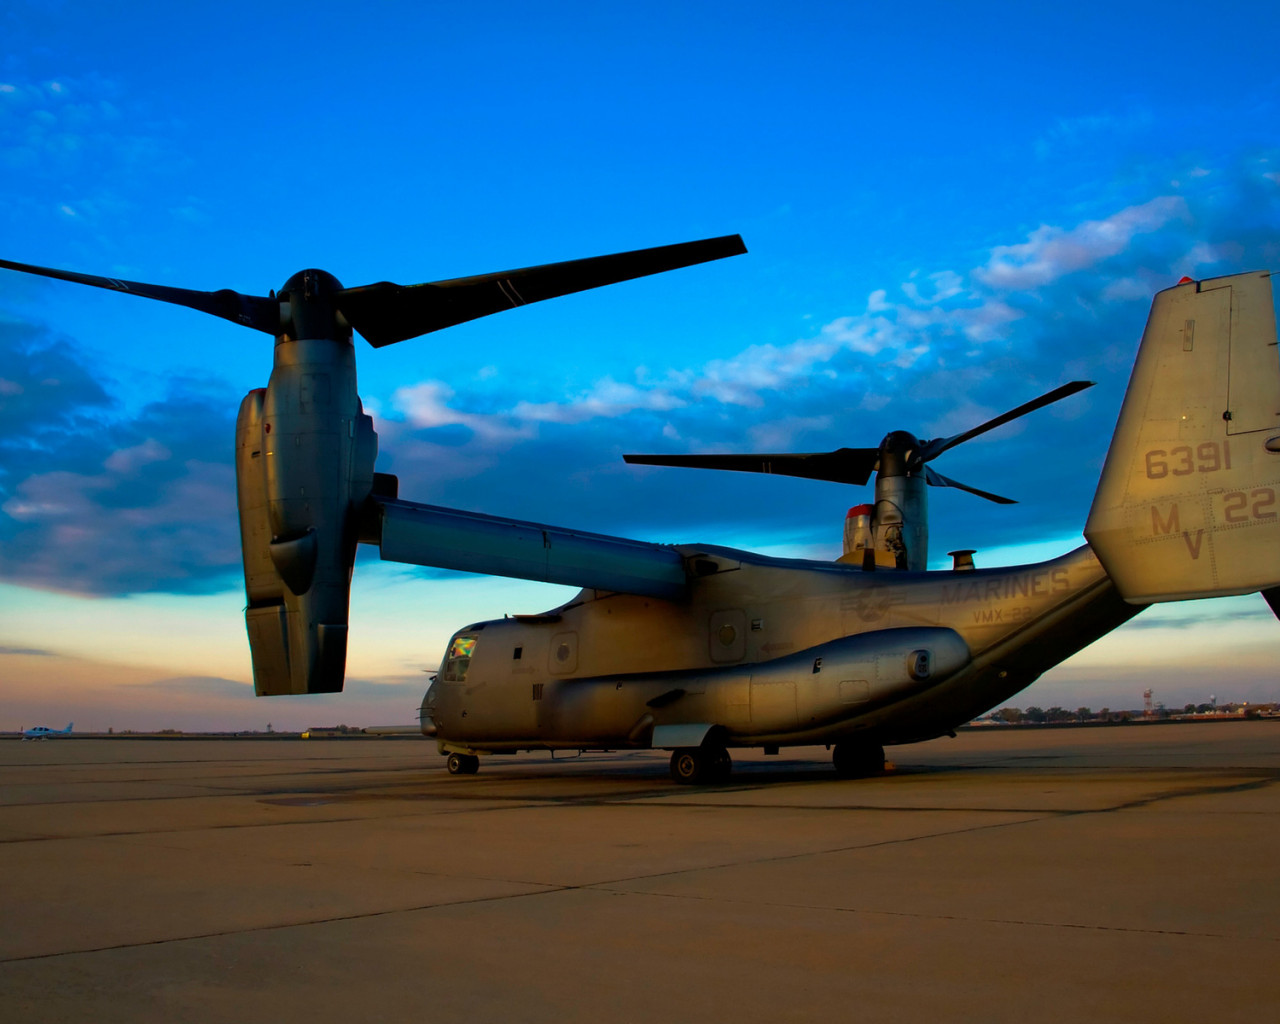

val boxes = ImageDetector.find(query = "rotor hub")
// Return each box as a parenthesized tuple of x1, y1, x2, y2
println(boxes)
(279, 268, 350, 341)
(878, 430, 923, 478)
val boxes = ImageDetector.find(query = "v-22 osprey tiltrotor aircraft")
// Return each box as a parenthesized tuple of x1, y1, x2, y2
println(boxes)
(4, 242, 1279, 783)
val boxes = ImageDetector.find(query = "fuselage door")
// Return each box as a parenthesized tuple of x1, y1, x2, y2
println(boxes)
(750, 678, 798, 731)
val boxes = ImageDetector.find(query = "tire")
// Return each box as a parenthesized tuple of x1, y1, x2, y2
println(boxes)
(446, 752, 479, 775)
(832, 741, 884, 778)
(710, 746, 732, 782)
(670, 748, 708, 785)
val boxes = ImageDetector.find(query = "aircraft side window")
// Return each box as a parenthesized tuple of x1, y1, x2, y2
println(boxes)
(442, 634, 477, 682)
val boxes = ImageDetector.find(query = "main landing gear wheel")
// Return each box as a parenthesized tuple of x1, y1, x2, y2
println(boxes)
(669, 745, 732, 785)
(832, 741, 884, 779)
(446, 752, 479, 775)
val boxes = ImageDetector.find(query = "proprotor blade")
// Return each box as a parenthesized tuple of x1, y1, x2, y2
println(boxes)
(336, 234, 748, 348)
(624, 448, 880, 487)
(922, 465, 1016, 504)
(0, 257, 279, 334)
(919, 380, 1095, 461)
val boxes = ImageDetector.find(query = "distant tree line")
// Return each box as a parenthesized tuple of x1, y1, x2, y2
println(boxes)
(993, 702, 1267, 724)
(995, 706, 1114, 724)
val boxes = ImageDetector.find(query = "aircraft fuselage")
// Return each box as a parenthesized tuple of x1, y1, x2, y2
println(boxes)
(423, 543, 1139, 755)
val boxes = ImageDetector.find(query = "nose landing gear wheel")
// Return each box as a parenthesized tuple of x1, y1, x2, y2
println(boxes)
(446, 752, 480, 775)
(832, 741, 885, 778)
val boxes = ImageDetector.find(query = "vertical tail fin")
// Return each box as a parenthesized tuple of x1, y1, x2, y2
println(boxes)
(1086, 271, 1280, 602)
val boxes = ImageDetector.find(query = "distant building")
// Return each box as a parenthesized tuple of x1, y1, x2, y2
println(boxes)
(301, 725, 364, 739)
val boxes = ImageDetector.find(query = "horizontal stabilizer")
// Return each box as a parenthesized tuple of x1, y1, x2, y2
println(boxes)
(375, 498, 688, 600)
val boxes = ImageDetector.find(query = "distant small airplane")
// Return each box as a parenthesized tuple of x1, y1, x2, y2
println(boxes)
(22, 723, 73, 741)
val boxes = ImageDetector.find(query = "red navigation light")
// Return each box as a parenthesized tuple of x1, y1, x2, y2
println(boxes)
(1177, 276, 1195, 285)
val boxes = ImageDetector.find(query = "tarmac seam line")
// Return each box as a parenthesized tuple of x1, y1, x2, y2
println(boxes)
(568, 813, 1048, 890)
(0, 884, 567, 965)
(587, 887, 1280, 944)
(0, 815, 1086, 964)
(7, 771, 1271, 845)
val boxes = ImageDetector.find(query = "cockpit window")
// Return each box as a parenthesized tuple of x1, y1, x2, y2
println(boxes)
(442, 634, 477, 682)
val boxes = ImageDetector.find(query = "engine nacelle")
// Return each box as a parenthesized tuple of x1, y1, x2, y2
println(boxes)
(744, 626, 969, 735)
(235, 333, 377, 695)
(837, 478, 929, 572)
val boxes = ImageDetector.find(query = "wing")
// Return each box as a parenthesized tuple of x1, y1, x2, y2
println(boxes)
(372, 497, 688, 600)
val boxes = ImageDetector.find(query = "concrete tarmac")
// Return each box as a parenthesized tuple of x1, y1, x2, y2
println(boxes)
(2, 722, 1277, 1022)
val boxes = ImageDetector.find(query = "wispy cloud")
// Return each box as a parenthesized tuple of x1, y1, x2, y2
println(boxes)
(0, 75, 154, 177)
(0, 72, 179, 243)
(976, 197, 1189, 290)
(513, 377, 686, 424)
(391, 380, 529, 441)
(1033, 106, 1157, 160)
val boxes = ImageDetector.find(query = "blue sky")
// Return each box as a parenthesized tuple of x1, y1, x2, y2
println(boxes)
(2, 1, 1279, 730)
